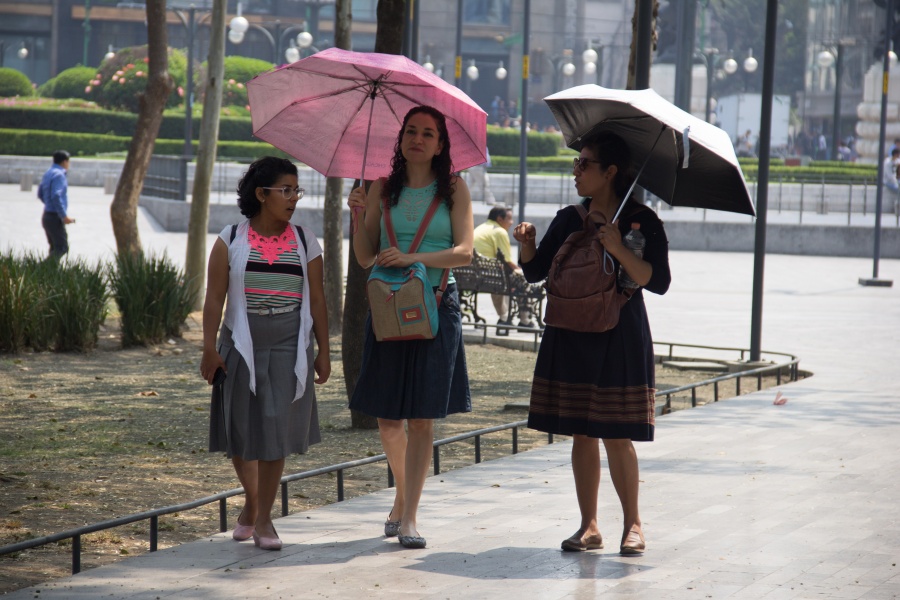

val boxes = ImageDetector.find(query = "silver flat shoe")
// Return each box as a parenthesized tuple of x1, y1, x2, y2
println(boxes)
(398, 534, 426, 549)
(384, 519, 401, 537)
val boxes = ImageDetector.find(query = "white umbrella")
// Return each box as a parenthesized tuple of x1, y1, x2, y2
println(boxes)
(545, 85, 755, 217)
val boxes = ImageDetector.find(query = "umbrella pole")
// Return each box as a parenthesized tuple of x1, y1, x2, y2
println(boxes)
(612, 125, 666, 222)
(352, 86, 380, 233)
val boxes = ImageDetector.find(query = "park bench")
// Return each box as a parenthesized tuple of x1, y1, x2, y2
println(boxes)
(453, 250, 545, 331)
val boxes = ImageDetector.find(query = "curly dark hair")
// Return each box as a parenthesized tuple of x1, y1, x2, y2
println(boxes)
(236, 156, 298, 218)
(580, 130, 636, 200)
(383, 105, 455, 210)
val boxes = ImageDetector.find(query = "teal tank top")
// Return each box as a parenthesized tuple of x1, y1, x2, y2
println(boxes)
(379, 180, 456, 287)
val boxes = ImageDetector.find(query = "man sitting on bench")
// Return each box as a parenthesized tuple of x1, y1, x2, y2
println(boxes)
(473, 206, 535, 335)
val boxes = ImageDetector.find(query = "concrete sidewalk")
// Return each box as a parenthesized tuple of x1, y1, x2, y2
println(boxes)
(3, 184, 900, 598)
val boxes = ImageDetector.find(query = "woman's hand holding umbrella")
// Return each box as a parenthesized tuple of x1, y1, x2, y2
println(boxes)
(597, 221, 623, 254)
(348, 185, 368, 235)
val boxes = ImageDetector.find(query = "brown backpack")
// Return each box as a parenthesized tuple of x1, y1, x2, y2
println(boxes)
(542, 204, 633, 333)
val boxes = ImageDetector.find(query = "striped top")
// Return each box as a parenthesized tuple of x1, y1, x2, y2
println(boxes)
(244, 224, 304, 310)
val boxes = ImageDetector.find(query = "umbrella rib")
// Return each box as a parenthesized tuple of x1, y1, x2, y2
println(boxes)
(328, 75, 386, 181)
(322, 78, 384, 178)
(286, 81, 373, 108)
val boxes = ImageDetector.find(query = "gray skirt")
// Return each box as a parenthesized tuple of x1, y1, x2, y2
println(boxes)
(208, 310, 320, 461)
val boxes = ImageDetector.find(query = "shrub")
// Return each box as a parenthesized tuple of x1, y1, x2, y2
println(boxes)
(39, 66, 97, 100)
(86, 46, 187, 112)
(0, 252, 108, 353)
(223, 56, 274, 86)
(0, 67, 34, 98)
(50, 261, 110, 352)
(109, 252, 196, 347)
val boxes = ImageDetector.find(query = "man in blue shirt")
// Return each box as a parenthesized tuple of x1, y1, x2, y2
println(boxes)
(37, 150, 75, 258)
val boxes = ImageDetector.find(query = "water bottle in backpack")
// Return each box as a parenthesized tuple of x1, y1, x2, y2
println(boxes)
(618, 223, 645, 290)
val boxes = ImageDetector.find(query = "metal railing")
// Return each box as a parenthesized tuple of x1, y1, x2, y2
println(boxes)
(0, 342, 800, 574)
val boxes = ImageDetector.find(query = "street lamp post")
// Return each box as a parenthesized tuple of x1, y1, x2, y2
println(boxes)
(552, 49, 575, 92)
(697, 47, 720, 124)
(582, 42, 602, 85)
(817, 40, 855, 160)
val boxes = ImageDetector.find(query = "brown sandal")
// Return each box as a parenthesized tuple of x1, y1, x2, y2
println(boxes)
(561, 530, 604, 552)
(619, 526, 645, 555)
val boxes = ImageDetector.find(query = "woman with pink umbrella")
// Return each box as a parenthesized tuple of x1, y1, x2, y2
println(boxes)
(347, 106, 474, 549)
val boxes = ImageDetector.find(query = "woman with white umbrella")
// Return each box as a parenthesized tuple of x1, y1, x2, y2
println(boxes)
(514, 130, 671, 555)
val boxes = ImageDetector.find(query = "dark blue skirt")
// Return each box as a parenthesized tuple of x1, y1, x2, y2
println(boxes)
(349, 284, 472, 420)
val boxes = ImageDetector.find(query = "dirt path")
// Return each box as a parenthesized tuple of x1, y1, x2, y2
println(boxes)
(0, 313, 785, 593)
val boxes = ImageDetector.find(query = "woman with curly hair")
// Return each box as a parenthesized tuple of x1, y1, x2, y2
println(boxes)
(200, 156, 331, 551)
(347, 105, 474, 549)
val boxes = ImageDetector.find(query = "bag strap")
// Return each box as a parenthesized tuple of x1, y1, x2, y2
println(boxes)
(381, 182, 450, 301)
(574, 204, 616, 276)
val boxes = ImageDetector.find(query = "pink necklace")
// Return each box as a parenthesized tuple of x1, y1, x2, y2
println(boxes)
(248, 224, 297, 265)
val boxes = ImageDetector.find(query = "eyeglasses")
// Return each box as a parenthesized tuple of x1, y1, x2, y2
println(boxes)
(573, 157, 603, 171)
(261, 186, 305, 199)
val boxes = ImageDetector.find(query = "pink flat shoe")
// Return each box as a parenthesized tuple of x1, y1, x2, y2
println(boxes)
(232, 511, 255, 541)
(253, 528, 282, 551)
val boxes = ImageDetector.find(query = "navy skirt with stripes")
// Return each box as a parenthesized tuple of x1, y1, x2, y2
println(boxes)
(527, 291, 656, 441)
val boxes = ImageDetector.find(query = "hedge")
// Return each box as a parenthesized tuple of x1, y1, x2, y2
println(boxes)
(486, 125, 561, 157)
(0, 128, 290, 160)
(0, 107, 254, 141)
(0, 107, 561, 154)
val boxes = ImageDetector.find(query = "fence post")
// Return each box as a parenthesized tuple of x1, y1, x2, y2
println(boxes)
(19, 171, 33, 192)
(799, 182, 804, 224)
(847, 182, 853, 225)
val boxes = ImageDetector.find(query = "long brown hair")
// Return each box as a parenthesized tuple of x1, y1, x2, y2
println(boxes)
(383, 105, 455, 209)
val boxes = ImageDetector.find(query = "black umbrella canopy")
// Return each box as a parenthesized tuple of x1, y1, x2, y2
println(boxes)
(545, 85, 756, 217)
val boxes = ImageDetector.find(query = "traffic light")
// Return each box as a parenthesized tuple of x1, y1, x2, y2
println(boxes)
(873, 0, 900, 60)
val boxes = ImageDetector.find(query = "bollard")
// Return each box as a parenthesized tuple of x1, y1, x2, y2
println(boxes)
(19, 172, 33, 192)
(104, 174, 118, 195)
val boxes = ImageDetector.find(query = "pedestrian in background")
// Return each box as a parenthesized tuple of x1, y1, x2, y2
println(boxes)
(37, 150, 74, 258)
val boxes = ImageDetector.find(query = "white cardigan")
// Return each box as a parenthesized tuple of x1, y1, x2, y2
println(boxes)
(220, 221, 322, 401)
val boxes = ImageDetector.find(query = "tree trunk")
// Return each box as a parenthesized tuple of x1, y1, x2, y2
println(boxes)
(323, 0, 352, 339)
(323, 177, 344, 336)
(627, 0, 659, 90)
(110, 0, 175, 257)
(185, 0, 226, 310)
(345, 0, 406, 430)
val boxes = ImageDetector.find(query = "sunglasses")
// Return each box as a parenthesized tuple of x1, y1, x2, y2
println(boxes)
(573, 157, 604, 171)
(261, 186, 305, 200)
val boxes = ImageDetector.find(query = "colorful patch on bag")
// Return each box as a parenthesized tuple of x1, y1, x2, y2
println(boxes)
(399, 305, 425, 324)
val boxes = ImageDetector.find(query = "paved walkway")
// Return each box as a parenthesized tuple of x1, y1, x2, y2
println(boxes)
(3, 184, 900, 598)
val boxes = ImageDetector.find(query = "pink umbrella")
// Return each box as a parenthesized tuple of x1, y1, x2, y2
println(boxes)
(247, 48, 488, 183)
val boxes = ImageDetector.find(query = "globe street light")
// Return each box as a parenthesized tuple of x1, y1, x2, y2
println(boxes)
(17, 44, 28, 60)
(104, 44, 115, 61)
(495, 60, 507, 80)
(285, 43, 300, 63)
(582, 42, 603, 85)
(422, 55, 434, 73)
(296, 30, 313, 49)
